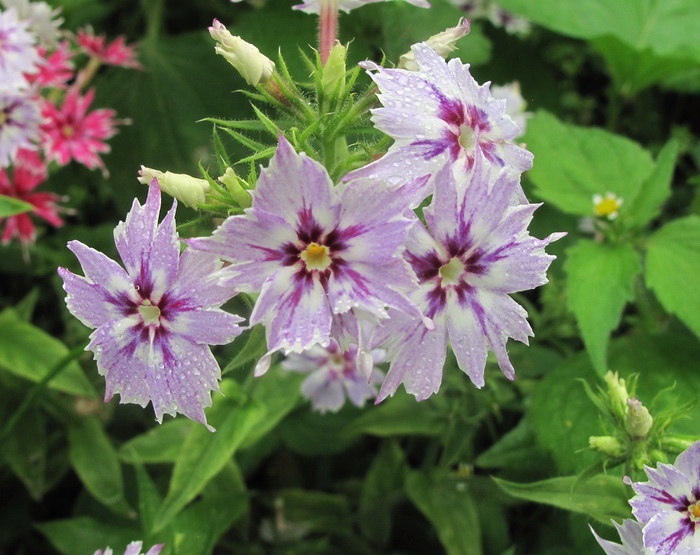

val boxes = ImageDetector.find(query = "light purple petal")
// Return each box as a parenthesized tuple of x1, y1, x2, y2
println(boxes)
(171, 248, 238, 307)
(445, 297, 488, 388)
(67, 240, 133, 299)
(166, 309, 243, 345)
(643, 509, 695, 554)
(589, 520, 645, 555)
(301, 371, 345, 413)
(58, 268, 123, 328)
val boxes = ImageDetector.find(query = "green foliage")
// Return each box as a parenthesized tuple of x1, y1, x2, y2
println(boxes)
(0, 195, 34, 217)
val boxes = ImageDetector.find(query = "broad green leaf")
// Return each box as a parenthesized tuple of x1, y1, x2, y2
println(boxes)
(280, 406, 361, 456)
(131, 456, 162, 536)
(67, 417, 132, 516)
(627, 139, 679, 227)
(525, 111, 653, 219)
(646, 216, 700, 339)
(350, 390, 445, 437)
(153, 379, 263, 532)
(36, 517, 140, 555)
(494, 474, 630, 524)
(475, 418, 550, 473)
(496, 0, 700, 66)
(405, 470, 481, 555)
(529, 353, 600, 474)
(0, 194, 34, 217)
(565, 241, 641, 374)
(221, 324, 268, 375)
(0, 309, 95, 397)
(119, 419, 193, 464)
(3, 407, 46, 499)
(275, 488, 350, 533)
(359, 441, 406, 545)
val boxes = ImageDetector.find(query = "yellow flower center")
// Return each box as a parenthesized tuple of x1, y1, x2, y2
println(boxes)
(138, 301, 161, 325)
(689, 501, 700, 521)
(458, 124, 476, 151)
(62, 124, 74, 138)
(439, 256, 464, 285)
(0, 111, 7, 126)
(593, 192, 623, 220)
(300, 242, 331, 271)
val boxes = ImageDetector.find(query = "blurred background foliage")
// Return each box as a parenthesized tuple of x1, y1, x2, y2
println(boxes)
(1, 0, 699, 553)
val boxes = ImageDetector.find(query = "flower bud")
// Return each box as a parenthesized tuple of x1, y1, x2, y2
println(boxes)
(398, 18, 470, 71)
(603, 371, 629, 419)
(322, 42, 347, 97)
(209, 19, 275, 86)
(138, 167, 210, 208)
(589, 436, 624, 457)
(625, 398, 653, 439)
(218, 167, 252, 208)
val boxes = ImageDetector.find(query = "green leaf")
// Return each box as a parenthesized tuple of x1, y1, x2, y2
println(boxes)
(152, 379, 264, 532)
(221, 324, 268, 375)
(131, 455, 162, 536)
(359, 441, 406, 545)
(0, 309, 95, 397)
(36, 517, 140, 555)
(67, 417, 133, 516)
(405, 470, 482, 555)
(475, 418, 550, 473)
(350, 390, 445, 437)
(119, 419, 193, 464)
(3, 407, 46, 499)
(627, 139, 679, 227)
(493, 474, 630, 524)
(565, 241, 642, 374)
(525, 111, 653, 218)
(646, 216, 700, 338)
(0, 194, 34, 217)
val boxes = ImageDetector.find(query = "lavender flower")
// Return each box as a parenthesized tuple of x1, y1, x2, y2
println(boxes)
(0, 7, 39, 88)
(1, 0, 63, 46)
(292, 0, 430, 15)
(590, 519, 648, 555)
(345, 43, 532, 198)
(0, 90, 41, 167)
(370, 155, 563, 401)
(283, 339, 385, 413)
(188, 135, 425, 376)
(625, 441, 700, 554)
(94, 541, 164, 555)
(58, 181, 243, 429)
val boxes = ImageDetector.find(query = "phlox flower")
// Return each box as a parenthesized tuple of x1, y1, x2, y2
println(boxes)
(58, 181, 243, 429)
(0, 89, 41, 167)
(370, 155, 563, 401)
(188, 135, 425, 376)
(490, 81, 531, 138)
(0, 6, 39, 88)
(0, 147, 62, 246)
(40, 87, 120, 175)
(590, 519, 649, 554)
(291, 0, 430, 14)
(345, 43, 532, 199)
(28, 42, 74, 89)
(283, 339, 385, 413)
(624, 440, 700, 554)
(94, 541, 164, 555)
(76, 27, 141, 68)
(1, 0, 63, 46)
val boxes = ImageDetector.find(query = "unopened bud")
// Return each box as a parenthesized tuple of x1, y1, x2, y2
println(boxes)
(209, 19, 275, 86)
(399, 18, 470, 71)
(625, 398, 653, 439)
(589, 436, 624, 457)
(322, 42, 347, 97)
(138, 166, 210, 208)
(218, 167, 252, 208)
(603, 371, 629, 419)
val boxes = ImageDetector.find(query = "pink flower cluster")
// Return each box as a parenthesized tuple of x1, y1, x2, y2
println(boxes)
(0, 1, 139, 249)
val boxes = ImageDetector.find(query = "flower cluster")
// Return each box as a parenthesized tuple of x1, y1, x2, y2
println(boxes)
(60, 1, 562, 423)
(0, 0, 138, 250)
(591, 440, 700, 554)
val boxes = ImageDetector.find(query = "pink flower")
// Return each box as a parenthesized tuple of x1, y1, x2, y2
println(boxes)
(27, 42, 74, 89)
(40, 88, 120, 175)
(0, 148, 63, 247)
(76, 27, 141, 69)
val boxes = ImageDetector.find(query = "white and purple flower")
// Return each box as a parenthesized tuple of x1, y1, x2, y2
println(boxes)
(345, 43, 532, 198)
(370, 155, 563, 401)
(0, 6, 39, 88)
(291, 0, 430, 15)
(624, 441, 700, 554)
(58, 180, 243, 429)
(590, 519, 649, 555)
(188, 135, 425, 376)
(0, 89, 41, 167)
(283, 339, 385, 413)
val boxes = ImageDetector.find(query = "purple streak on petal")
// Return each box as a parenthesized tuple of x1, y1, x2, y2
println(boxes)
(66, 241, 133, 299)
(445, 298, 488, 387)
(58, 268, 123, 328)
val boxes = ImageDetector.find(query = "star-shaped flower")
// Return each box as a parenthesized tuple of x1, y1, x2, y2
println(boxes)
(345, 43, 532, 199)
(369, 155, 563, 401)
(188, 135, 425, 376)
(590, 519, 649, 554)
(0, 89, 42, 167)
(0, 6, 39, 89)
(58, 181, 243, 428)
(76, 27, 141, 68)
(40, 87, 120, 175)
(0, 147, 62, 247)
(625, 441, 700, 554)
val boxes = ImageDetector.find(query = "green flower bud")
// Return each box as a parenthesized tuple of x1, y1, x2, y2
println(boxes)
(625, 398, 653, 439)
(218, 167, 252, 208)
(603, 371, 629, 419)
(138, 166, 210, 208)
(589, 436, 625, 457)
(322, 43, 347, 98)
(398, 18, 470, 71)
(209, 19, 275, 86)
